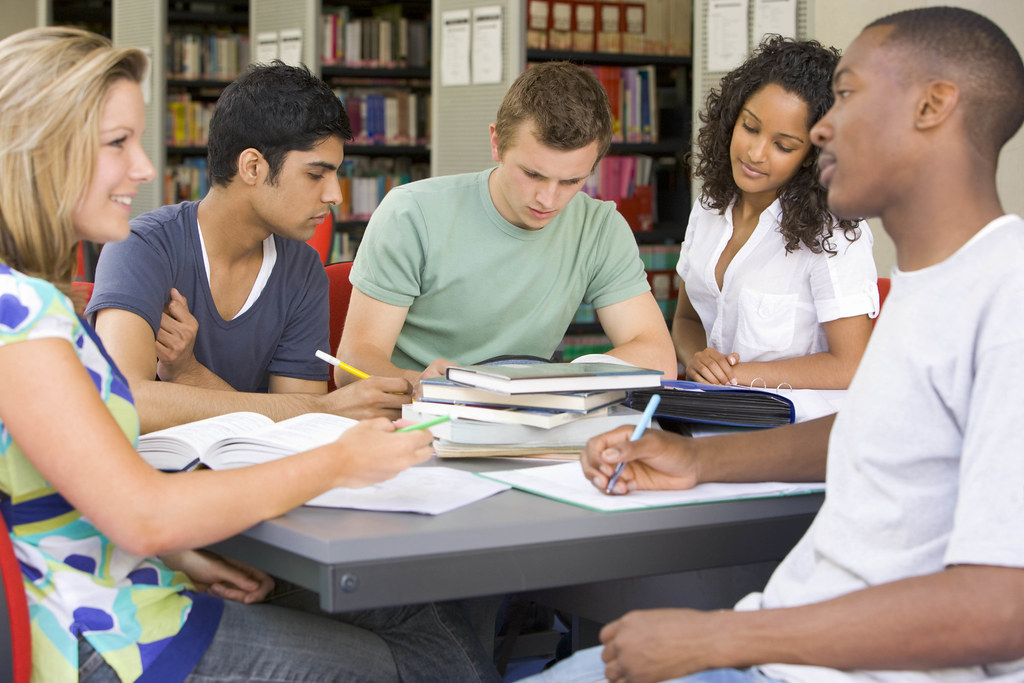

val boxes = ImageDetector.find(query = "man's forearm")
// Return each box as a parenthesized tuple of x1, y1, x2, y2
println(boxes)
(714, 564, 1024, 672)
(159, 358, 234, 391)
(694, 415, 833, 484)
(131, 379, 318, 433)
(605, 333, 678, 378)
(337, 343, 420, 386)
(671, 318, 708, 368)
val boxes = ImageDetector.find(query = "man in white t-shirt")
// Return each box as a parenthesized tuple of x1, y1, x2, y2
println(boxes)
(529, 7, 1024, 683)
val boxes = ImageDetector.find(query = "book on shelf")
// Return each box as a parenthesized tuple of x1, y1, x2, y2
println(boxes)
(580, 65, 659, 145)
(408, 399, 612, 430)
(336, 89, 429, 147)
(479, 462, 824, 513)
(548, 1, 574, 51)
(621, 2, 646, 55)
(137, 411, 357, 472)
(416, 404, 649, 454)
(323, 7, 428, 69)
(420, 376, 627, 412)
(527, 0, 690, 57)
(445, 361, 663, 394)
(165, 93, 215, 147)
(527, 0, 551, 50)
(596, 1, 623, 53)
(164, 157, 209, 204)
(572, 1, 598, 52)
(166, 32, 248, 81)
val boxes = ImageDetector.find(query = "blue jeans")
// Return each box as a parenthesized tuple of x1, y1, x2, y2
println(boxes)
(79, 598, 501, 682)
(524, 645, 784, 683)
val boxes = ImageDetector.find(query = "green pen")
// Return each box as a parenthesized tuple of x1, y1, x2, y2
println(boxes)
(395, 415, 451, 433)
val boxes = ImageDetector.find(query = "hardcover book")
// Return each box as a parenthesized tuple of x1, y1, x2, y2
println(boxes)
(420, 376, 627, 412)
(445, 362, 663, 394)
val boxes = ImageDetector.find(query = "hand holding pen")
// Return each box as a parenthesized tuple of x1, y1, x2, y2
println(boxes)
(604, 394, 661, 494)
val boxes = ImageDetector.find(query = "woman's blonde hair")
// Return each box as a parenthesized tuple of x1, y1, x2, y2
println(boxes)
(0, 26, 147, 288)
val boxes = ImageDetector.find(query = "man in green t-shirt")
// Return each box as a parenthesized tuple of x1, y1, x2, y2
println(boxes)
(339, 62, 677, 388)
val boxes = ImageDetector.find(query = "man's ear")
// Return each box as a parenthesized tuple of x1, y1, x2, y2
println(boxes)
(236, 148, 263, 186)
(915, 79, 959, 131)
(489, 123, 501, 163)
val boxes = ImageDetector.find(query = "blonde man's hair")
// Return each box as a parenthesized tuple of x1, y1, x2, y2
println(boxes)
(0, 26, 147, 289)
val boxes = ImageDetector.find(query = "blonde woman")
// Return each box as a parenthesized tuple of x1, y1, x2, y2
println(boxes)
(0, 27, 498, 683)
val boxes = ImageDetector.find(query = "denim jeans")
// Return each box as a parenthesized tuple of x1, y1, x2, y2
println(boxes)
(524, 645, 785, 683)
(79, 598, 502, 682)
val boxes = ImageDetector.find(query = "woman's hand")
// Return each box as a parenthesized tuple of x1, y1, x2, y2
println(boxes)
(685, 347, 740, 385)
(160, 549, 274, 604)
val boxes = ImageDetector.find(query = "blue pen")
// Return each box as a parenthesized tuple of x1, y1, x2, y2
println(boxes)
(605, 393, 661, 494)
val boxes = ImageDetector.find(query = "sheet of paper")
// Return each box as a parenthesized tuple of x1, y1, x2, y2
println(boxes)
(307, 467, 511, 515)
(480, 462, 823, 512)
(279, 28, 303, 67)
(472, 6, 503, 84)
(753, 0, 797, 41)
(707, 0, 749, 72)
(256, 31, 279, 64)
(441, 9, 471, 86)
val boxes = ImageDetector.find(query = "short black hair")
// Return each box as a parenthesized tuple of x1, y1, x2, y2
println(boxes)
(207, 61, 352, 187)
(868, 6, 1024, 157)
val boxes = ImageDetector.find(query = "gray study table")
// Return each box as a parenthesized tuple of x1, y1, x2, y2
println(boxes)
(209, 458, 823, 614)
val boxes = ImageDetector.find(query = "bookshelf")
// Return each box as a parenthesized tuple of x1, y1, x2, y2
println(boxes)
(524, 1, 693, 359)
(51, 0, 111, 37)
(112, 0, 249, 215)
(317, 0, 432, 261)
(164, 2, 250, 204)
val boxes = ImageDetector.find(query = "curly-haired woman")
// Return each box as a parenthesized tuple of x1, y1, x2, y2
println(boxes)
(672, 35, 878, 389)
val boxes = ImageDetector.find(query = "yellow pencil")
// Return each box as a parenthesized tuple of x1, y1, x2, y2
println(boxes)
(315, 350, 370, 380)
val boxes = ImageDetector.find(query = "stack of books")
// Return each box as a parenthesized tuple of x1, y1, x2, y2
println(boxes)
(408, 362, 664, 458)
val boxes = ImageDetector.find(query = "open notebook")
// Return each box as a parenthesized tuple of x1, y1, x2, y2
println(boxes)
(479, 462, 824, 513)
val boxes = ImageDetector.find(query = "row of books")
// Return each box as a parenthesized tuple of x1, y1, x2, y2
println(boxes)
(581, 155, 656, 232)
(336, 156, 429, 221)
(321, 6, 429, 69)
(166, 31, 249, 81)
(165, 157, 209, 204)
(593, 65, 660, 144)
(335, 89, 431, 147)
(527, 0, 691, 57)
(560, 334, 614, 361)
(166, 93, 215, 147)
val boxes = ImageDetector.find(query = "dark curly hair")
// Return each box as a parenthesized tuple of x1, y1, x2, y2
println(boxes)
(692, 35, 860, 254)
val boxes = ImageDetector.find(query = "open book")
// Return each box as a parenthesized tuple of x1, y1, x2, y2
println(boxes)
(136, 411, 357, 472)
(136, 412, 510, 515)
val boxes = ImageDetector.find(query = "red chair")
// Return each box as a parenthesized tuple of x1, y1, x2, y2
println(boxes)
(71, 280, 94, 310)
(874, 277, 891, 327)
(0, 521, 31, 683)
(306, 213, 333, 265)
(325, 261, 354, 391)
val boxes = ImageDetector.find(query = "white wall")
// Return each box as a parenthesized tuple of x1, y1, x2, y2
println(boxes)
(812, 0, 1024, 276)
(0, 0, 43, 40)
